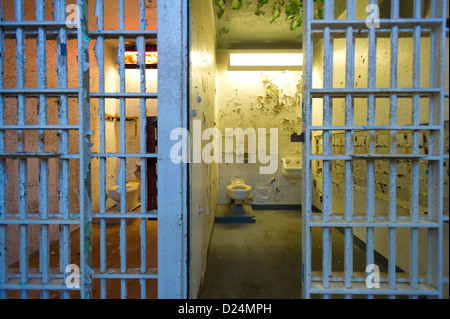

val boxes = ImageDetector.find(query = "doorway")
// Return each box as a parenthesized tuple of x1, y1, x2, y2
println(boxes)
(189, 0, 449, 299)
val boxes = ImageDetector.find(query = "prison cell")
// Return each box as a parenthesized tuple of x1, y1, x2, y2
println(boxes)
(302, 0, 449, 298)
(0, 0, 448, 300)
(0, 0, 188, 299)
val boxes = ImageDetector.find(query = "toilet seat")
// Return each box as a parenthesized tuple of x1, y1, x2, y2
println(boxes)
(227, 179, 252, 202)
(227, 183, 252, 191)
(227, 178, 251, 192)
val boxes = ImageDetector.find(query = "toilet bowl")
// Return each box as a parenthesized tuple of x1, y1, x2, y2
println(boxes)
(107, 181, 141, 211)
(227, 179, 252, 203)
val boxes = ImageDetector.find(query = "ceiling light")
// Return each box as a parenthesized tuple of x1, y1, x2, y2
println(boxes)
(229, 51, 303, 70)
(125, 51, 158, 69)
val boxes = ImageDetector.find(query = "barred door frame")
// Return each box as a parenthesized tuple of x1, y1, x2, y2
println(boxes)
(301, 0, 448, 299)
(0, 0, 189, 299)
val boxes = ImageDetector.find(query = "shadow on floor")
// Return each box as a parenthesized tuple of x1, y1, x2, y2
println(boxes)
(199, 206, 388, 299)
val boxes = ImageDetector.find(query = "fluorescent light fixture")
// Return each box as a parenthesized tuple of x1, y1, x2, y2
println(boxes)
(229, 51, 303, 70)
(125, 51, 158, 69)
(125, 51, 158, 65)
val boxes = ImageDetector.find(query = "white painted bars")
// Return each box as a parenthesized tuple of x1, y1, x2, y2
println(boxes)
(88, 0, 162, 299)
(36, 0, 49, 300)
(321, 0, 334, 299)
(303, 0, 448, 298)
(301, 0, 315, 299)
(157, 0, 189, 299)
(137, 0, 148, 299)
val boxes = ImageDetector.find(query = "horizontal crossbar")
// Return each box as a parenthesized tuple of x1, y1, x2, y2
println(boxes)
(309, 217, 439, 228)
(0, 217, 80, 225)
(0, 153, 79, 159)
(310, 18, 444, 29)
(311, 88, 442, 97)
(309, 155, 441, 161)
(92, 268, 158, 279)
(0, 125, 80, 131)
(310, 125, 442, 131)
(0, 278, 77, 291)
(92, 211, 158, 219)
(310, 281, 439, 295)
(90, 93, 158, 99)
(91, 153, 157, 159)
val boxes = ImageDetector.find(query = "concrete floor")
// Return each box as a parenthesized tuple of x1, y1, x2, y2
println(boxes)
(199, 206, 387, 299)
(7, 206, 392, 299)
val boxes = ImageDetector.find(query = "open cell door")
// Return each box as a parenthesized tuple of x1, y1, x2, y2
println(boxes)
(301, 0, 448, 299)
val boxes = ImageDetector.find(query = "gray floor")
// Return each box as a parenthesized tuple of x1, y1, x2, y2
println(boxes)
(199, 206, 385, 299)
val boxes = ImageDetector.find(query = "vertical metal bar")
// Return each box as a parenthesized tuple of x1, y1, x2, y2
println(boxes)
(94, 0, 107, 300)
(346, 0, 355, 20)
(427, 0, 437, 295)
(0, 1, 7, 300)
(300, 0, 314, 300)
(366, 0, 378, 300)
(343, 76, 354, 287)
(343, 0, 354, 295)
(344, 147, 354, 300)
(77, 0, 92, 299)
(118, 0, 127, 299)
(36, 0, 49, 300)
(158, 0, 189, 298)
(345, 0, 355, 298)
(432, 0, 449, 298)
(55, 0, 71, 299)
(137, 0, 147, 299)
(180, 0, 190, 296)
(15, 0, 28, 299)
(322, 0, 333, 298)
(433, 0, 446, 299)
(409, 0, 422, 296)
(388, 0, 400, 298)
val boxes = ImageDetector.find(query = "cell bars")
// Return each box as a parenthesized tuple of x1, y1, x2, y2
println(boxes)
(301, 0, 448, 298)
(89, 0, 158, 300)
(0, 0, 91, 299)
(0, 0, 188, 299)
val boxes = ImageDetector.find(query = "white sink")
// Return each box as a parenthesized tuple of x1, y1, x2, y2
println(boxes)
(281, 158, 302, 185)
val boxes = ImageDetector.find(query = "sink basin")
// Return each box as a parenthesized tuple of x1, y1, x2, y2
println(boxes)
(281, 158, 302, 185)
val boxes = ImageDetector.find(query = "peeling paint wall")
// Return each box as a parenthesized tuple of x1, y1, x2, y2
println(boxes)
(311, 0, 449, 292)
(189, 0, 218, 298)
(216, 50, 303, 205)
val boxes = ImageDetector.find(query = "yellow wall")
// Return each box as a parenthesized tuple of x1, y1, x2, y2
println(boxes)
(189, 0, 219, 298)
(215, 50, 303, 205)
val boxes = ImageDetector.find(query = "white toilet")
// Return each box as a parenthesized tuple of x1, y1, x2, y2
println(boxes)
(227, 178, 252, 204)
(107, 180, 141, 211)
(220, 178, 254, 222)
